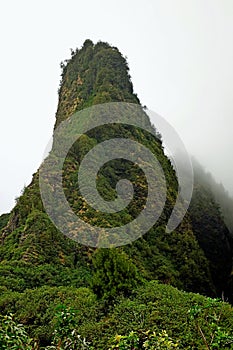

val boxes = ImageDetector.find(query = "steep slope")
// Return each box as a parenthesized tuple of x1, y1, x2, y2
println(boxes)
(0, 40, 219, 298)
(189, 159, 233, 301)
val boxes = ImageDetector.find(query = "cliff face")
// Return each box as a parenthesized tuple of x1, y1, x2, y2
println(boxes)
(1, 40, 231, 298)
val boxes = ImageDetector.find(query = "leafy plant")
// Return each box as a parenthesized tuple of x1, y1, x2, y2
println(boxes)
(0, 313, 36, 350)
(109, 329, 179, 349)
(48, 305, 93, 350)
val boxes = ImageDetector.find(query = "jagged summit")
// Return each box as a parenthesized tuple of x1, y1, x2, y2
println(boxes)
(55, 39, 139, 128)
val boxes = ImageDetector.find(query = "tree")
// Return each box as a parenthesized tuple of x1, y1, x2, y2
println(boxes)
(91, 248, 141, 300)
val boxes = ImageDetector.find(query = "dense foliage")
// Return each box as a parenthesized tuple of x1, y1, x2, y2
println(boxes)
(0, 281, 232, 348)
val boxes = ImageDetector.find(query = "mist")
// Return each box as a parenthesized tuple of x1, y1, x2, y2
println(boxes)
(191, 157, 233, 235)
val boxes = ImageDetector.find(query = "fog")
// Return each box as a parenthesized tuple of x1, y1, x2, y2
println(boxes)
(0, 0, 233, 214)
(191, 157, 233, 235)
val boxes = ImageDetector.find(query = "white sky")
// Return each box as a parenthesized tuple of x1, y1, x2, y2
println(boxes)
(0, 0, 233, 214)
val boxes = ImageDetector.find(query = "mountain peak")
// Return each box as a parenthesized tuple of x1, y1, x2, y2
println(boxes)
(55, 40, 140, 129)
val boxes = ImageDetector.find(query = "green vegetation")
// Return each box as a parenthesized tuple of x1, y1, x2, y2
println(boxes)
(189, 183, 232, 297)
(0, 40, 232, 348)
(91, 248, 141, 300)
(0, 314, 36, 349)
(0, 282, 232, 348)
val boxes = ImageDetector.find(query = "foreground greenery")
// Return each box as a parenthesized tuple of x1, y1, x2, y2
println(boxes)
(0, 281, 232, 349)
